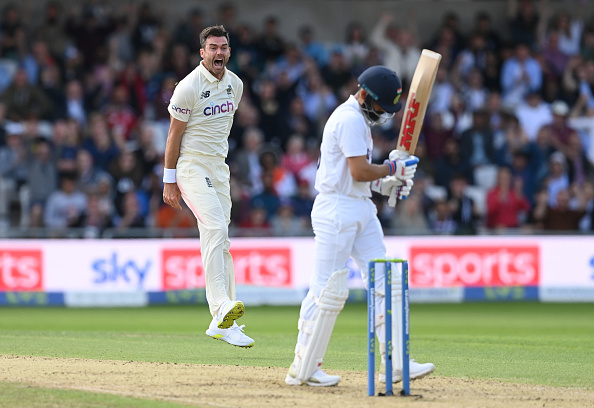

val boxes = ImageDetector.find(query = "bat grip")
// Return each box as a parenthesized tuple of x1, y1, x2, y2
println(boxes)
(388, 188, 398, 207)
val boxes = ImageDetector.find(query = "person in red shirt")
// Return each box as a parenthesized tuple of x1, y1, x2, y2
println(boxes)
(486, 166, 530, 229)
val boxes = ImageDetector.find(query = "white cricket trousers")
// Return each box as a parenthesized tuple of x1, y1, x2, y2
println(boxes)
(309, 193, 386, 297)
(176, 153, 235, 318)
(296, 194, 387, 345)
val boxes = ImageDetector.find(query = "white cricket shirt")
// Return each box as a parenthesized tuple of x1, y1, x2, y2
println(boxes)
(315, 95, 372, 198)
(168, 62, 243, 158)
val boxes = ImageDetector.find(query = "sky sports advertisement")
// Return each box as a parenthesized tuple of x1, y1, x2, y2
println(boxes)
(1, 237, 593, 306)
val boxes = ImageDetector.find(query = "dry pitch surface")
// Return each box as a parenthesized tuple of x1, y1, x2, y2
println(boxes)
(2, 355, 593, 408)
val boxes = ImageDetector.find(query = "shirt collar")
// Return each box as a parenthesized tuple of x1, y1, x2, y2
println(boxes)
(199, 61, 225, 83)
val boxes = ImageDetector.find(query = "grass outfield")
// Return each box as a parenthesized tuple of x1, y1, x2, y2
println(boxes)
(1, 303, 593, 406)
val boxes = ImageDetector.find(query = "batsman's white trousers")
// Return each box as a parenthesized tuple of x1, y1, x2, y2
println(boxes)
(176, 153, 235, 317)
(309, 193, 386, 298)
(297, 193, 387, 346)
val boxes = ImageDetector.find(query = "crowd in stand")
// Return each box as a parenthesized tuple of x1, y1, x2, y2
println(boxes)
(1, 0, 594, 237)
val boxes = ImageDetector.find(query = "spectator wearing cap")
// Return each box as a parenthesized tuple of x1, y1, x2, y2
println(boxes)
(515, 91, 553, 142)
(500, 43, 542, 108)
(545, 100, 578, 156)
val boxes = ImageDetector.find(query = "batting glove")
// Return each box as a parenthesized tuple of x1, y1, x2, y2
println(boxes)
(371, 175, 403, 196)
(388, 179, 414, 206)
(385, 150, 419, 180)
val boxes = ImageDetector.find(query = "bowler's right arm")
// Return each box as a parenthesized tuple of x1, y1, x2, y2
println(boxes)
(163, 116, 187, 210)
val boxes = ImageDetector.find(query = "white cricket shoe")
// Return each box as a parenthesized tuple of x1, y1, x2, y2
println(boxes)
(285, 364, 340, 387)
(205, 321, 254, 348)
(378, 359, 435, 383)
(216, 299, 245, 329)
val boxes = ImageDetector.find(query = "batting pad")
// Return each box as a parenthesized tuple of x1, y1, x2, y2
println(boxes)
(295, 268, 349, 381)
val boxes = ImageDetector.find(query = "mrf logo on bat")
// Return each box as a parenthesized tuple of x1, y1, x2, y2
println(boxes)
(396, 49, 441, 155)
(399, 93, 421, 151)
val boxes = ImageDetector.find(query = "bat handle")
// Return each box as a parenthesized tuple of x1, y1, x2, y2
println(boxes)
(388, 188, 398, 207)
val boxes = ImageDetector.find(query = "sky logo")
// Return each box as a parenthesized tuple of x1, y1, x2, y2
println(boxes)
(590, 256, 594, 280)
(204, 101, 234, 116)
(171, 104, 191, 114)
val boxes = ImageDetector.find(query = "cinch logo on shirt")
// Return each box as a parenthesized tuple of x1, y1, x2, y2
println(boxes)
(203, 101, 235, 116)
(171, 104, 191, 114)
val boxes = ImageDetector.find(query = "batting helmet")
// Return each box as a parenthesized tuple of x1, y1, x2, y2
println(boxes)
(357, 66, 403, 113)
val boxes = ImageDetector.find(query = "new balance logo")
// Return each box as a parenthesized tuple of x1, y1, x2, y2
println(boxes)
(205, 177, 213, 188)
(201, 91, 210, 99)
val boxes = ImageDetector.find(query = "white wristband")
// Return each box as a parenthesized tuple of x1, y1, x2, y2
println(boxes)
(163, 168, 177, 183)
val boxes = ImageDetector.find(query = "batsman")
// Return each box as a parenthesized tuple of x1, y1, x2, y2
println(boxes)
(285, 58, 438, 387)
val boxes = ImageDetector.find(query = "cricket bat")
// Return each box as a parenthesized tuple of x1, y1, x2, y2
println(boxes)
(390, 49, 441, 206)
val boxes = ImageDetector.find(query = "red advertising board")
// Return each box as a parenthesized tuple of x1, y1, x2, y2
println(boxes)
(162, 247, 292, 290)
(409, 245, 540, 287)
(0, 249, 43, 291)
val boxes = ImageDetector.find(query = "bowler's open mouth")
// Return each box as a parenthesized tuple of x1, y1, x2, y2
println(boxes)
(214, 59, 223, 68)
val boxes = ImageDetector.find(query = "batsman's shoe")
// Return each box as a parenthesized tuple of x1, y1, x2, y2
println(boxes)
(378, 359, 435, 383)
(217, 299, 245, 329)
(206, 321, 254, 348)
(285, 364, 340, 387)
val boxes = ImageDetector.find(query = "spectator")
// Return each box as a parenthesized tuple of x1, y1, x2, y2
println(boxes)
(434, 138, 473, 189)
(271, 201, 307, 236)
(429, 198, 457, 234)
(486, 166, 530, 229)
(131, 2, 160, 52)
(500, 43, 542, 108)
(0, 4, 26, 61)
(448, 174, 480, 234)
(370, 13, 420, 85)
(230, 127, 264, 195)
(0, 129, 28, 226)
(515, 91, 553, 142)
(27, 138, 57, 217)
(81, 193, 113, 237)
(281, 134, 311, 178)
(108, 150, 145, 217)
(250, 170, 281, 221)
(65, 4, 115, 70)
(44, 172, 87, 228)
(258, 16, 286, 63)
(299, 26, 328, 67)
(238, 206, 272, 237)
(545, 151, 571, 207)
(460, 109, 496, 169)
(551, 10, 584, 58)
(2, 68, 52, 121)
(82, 114, 120, 172)
(508, 0, 540, 49)
(545, 100, 579, 156)
(532, 188, 586, 231)
(113, 190, 145, 229)
(321, 50, 352, 97)
(259, 148, 297, 200)
(76, 149, 111, 196)
(565, 133, 594, 185)
(343, 21, 369, 70)
(35, 1, 70, 61)
(391, 193, 430, 234)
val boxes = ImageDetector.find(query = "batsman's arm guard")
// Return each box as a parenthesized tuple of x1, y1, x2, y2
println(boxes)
(294, 268, 349, 382)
